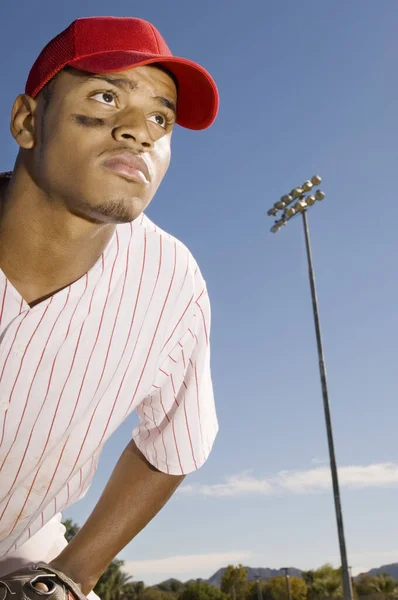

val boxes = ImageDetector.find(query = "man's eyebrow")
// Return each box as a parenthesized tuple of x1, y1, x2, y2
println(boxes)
(81, 75, 177, 116)
(153, 96, 177, 117)
(83, 74, 139, 92)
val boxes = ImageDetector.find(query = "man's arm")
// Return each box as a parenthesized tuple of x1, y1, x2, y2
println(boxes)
(50, 441, 185, 595)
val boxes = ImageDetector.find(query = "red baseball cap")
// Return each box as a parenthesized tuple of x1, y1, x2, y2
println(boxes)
(25, 16, 219, 130)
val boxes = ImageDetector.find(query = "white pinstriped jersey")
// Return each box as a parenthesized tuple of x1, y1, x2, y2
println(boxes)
(0, 195, 218, 557)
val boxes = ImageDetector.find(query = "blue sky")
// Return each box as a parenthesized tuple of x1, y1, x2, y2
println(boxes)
(1, 0, 398, 586)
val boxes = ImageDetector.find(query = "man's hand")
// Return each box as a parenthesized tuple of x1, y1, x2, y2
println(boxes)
(49, 441, 184, 594)
(0, 563, 87, 600)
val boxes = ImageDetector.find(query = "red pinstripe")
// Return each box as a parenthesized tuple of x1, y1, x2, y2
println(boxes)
(181, 348, 186, 368)
(0, 289, 71, 486)
(194, 362, 205, 461)
(61, 228, 146, 479)
(159, 250, 191, 353)
(90, 226, 132, 398)
(0, 280, 8, 328)
(170, 374, 177, 399)
(94, 239, 177, 468)
(64, 231, 120, 430)
(92, 235, 165, 451)
(195, 296, 209, 345)
(183, 393, 197, 469)
(159, 389, 170, 423)
(124, 240, 177, 419)
(0, 276, 90, 518)
(7, 437, 68, 539)
(0, 311, 30, 383)
(159, 383, 182, 474)
(159, 400, 169, 473)
(95, 237, 166, 448)
(160, 294, 193, 354)
(171, 419, 183, 474)
(0, 217, 216, 551)
(149, 396, 159, 464)
(0, 297, 53, 443)
(0, 311, 30, 445)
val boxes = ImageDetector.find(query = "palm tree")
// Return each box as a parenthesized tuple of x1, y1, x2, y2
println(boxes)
(370, 574, 398, 597)
(94, 559, 133, 600)
(302, 565, 342, 599)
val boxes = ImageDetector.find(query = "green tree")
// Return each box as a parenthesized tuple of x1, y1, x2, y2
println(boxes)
(62, 519, 80, 543)
(142, 589, 177, 600)
(267, 576, 307, 600)
(121, 580, 146, 600)
(369, 574, 398, 597)
(221, 565, 248, 600)
(245, 580, 272, 600)
(157, 580, 185, 594)
(94, 559, 133, 600)
(178, 581, 227, 600)
(302, 564, 342, 600)
(354, 574, 377, 597)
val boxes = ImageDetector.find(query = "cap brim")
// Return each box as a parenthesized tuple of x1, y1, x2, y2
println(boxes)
(68, 51, 219, 130)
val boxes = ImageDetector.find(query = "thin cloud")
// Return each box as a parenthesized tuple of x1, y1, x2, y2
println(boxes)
(328, 551, 398, 576)
(123, 551, 252, 578)
(177, 463, 398, 497)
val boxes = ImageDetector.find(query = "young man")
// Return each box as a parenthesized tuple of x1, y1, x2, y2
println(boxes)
(0, 16, 219, 596)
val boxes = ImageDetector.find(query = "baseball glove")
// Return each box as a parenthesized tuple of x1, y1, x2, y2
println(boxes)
(0, 563, 88, 600)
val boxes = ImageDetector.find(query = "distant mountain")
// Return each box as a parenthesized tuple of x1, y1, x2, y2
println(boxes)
(207, 567, 303, 588)
(154, 562, 398, 589)
(359, 563, 398, 580)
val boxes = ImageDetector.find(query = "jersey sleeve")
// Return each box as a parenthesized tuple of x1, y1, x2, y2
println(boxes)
(132, 280, 218, 475)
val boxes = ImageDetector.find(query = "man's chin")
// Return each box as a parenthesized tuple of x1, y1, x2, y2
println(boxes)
(92, 195, 148, 224)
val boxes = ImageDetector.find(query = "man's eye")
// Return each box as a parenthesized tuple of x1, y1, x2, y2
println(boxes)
(148, 114, 168, 128)
(91, 92, 117, 106)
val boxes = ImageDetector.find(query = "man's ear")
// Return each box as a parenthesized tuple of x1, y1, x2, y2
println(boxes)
(10, 94, 38, 149)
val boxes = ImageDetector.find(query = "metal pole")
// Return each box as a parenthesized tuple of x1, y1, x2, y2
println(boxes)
(256, 579, 263, 600)
(301, 210, 353, 600)
(282, 569, 292, 600)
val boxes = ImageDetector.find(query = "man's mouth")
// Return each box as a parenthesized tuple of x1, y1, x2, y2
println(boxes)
(101, 153, 151, 184)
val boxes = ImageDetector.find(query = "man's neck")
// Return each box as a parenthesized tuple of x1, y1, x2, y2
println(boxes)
(0, 168, 115, 306)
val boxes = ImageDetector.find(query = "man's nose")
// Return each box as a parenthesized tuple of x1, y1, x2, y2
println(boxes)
(112, 111, 154, 150)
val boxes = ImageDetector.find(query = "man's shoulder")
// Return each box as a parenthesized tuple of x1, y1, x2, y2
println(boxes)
(139, 213, 192, 252)
(125, 213, 203, 281)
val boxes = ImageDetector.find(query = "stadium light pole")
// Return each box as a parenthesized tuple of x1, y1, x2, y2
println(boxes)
(282, 568, 292, 600)
(267, 176, 353, 600)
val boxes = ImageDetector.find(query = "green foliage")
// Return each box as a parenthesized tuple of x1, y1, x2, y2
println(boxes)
(302, 564, 342, 600)
(141, 589, 177, 600)
(179, 581, 227, 600)
(354, 573, 398, 598)
(221, 565, 248, 600)
(94, 559, 133, 600)
(266, 576, 307, 600)
(57, 527, 398, 600)
(157, 580, 185, 594)
(245, 581, 272, 600)
(62, 519, 80, 543)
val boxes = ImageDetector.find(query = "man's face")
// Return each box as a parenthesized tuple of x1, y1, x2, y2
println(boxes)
(24, 64, 177, 223)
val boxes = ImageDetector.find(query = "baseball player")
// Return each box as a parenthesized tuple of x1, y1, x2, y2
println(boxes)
(0, 16, 219, 600)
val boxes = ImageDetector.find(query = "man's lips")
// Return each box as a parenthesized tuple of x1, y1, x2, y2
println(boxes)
(101, 153, 151, 184)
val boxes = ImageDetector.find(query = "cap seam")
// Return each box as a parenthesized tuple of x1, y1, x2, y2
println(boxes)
(72, 20, 77, 59)
(30, 61, 70, 98)
(148, 23, 161, 53)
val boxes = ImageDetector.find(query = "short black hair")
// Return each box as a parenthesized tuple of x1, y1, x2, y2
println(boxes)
(40, 66, 73, 109)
